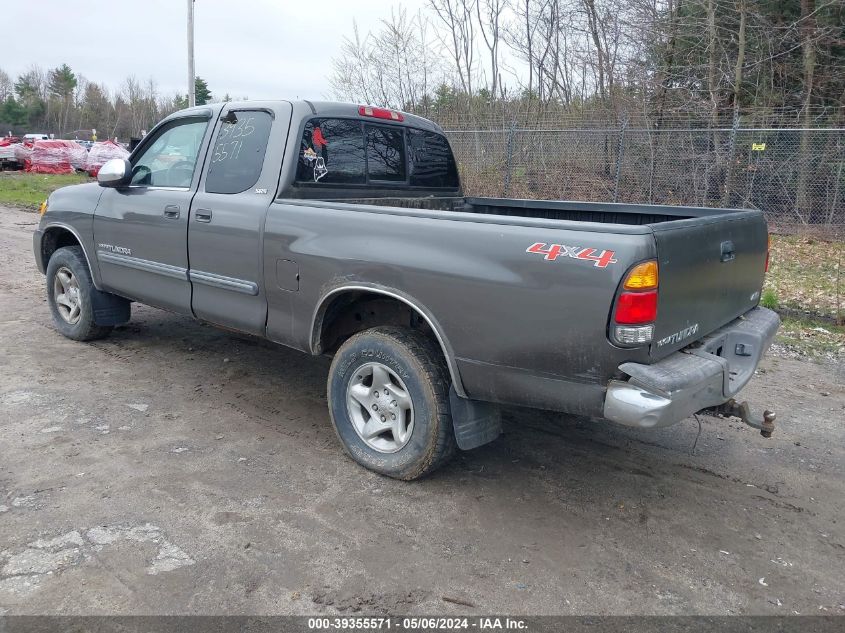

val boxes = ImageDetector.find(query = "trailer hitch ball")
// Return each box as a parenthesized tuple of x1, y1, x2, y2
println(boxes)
(713, 399, 776, 438)
(761, 410, 776, 438)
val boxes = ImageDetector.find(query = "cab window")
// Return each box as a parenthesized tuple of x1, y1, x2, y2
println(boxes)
(366, 124, 406, 182)
(130, 118, 208, 188)
(296, 118, 365, 184)
(205, 111, 273, 194)
(295, 118, 457, 189)
(407, 129, 459, 188)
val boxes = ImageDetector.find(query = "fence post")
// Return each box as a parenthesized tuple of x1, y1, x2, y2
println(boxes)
(613, 112, 628, 203)
(503, 119, 517, 197)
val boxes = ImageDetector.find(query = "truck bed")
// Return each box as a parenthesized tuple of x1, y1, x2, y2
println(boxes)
(332, 195, 750, 226)
(304, 194, 769, 362)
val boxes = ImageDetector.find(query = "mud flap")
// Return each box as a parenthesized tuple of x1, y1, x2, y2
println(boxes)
(449, 386, 502, 450)
(91, 289, 131, 326)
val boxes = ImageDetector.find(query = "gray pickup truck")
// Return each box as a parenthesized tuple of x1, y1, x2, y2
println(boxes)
(33, 101, 780, 479)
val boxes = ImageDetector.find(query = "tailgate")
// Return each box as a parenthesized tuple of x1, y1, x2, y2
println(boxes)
(650, 211, 768, 358)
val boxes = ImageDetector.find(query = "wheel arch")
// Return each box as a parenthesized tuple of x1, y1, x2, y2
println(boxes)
(311, 284, 467, 398)
(39, 224, 97, 284)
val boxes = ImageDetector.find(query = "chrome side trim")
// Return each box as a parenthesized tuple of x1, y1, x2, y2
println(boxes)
(311, 284, 467, 398)
(42, 223, 97, 283)
(189, 270, 259, 295)
(126, 186, 191, 191)
(97, 251, 188, 280)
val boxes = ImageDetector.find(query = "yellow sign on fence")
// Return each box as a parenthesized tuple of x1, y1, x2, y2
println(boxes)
(752, 142, 766, 151)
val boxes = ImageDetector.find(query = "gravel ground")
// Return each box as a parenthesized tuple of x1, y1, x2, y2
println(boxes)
(1, 205, 843, 616)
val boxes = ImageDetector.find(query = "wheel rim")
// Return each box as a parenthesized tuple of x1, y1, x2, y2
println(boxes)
(346, 362, 415, 453)
(53, 266, 82, 325)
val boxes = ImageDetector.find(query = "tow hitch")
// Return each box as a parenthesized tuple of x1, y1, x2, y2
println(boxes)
(707, 399, 776, 438)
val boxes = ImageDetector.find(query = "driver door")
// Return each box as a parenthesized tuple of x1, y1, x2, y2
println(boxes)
(94, 114, 213, 314)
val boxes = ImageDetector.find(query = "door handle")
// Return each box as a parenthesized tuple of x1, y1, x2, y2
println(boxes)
(164, 205, 180, 219)
(195, 209, 213, 223)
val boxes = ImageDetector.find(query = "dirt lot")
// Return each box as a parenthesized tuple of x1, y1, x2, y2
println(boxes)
(0, 205, 843, 616)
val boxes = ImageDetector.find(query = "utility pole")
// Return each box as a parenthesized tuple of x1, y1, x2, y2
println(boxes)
(187, 0, 195, 107)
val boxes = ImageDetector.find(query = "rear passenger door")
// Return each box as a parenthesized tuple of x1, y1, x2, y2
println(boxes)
(188, 104, 291, 335)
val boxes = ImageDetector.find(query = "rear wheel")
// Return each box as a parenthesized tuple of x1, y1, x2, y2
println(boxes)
(327, 326, 456, 480)
(46, 246, 113, 341)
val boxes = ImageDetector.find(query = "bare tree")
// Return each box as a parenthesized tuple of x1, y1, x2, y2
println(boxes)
(796, 0, 817, 219)
(331, 21, 380, 106)
(475, 0, 507, 98)
(429, 0, 476, 97)
(722, 0, 747, 206)
(0, 68, 12, 102)
(331, 11, 441, 111)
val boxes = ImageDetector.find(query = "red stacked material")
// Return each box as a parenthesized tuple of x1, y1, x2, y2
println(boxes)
(0, 141, 18, 162)
(14, 143, 33, 170)
(28, 140, 87, 175)
(67, 143, 88, 171)
(86, 140, 130, 177)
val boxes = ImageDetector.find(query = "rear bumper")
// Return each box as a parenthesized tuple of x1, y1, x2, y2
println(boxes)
(603, 307, 780, 428)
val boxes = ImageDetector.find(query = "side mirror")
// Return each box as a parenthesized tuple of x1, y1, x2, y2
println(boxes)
(97, 158, 132, 187)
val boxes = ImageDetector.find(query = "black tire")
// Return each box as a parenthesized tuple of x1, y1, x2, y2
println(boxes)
(46, 246, 113, 341)
(327, 326, 456, 480)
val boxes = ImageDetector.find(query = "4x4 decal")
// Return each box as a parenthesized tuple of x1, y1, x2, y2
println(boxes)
(526, 242, 618, 268)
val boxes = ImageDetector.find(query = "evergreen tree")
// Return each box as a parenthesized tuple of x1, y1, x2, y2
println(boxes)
(48, 64, 77, 134)
(0, 96, 29, 127)
(194, 77, 212, 105)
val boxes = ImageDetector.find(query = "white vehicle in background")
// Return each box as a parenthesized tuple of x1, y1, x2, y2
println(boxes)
(24, 134, 51, 142)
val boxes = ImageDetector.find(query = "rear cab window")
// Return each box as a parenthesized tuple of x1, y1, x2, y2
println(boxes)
(296, 118, 365, 184)
(366, 125, 406, 182)
(407, 128, 459, 188)
(294, 117, 458, 190)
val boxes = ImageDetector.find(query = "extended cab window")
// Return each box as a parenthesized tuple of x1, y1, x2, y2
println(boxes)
(296, 118, 365, 184)
(206, 111, 273, 194)
(130, 118, 208, 188)
(407, 129, 459, 188)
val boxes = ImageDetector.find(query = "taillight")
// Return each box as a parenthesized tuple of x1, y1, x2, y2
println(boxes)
(358, 105, 404, 122)
(612, 260, 658, 345)
(615, 290, 658, 324)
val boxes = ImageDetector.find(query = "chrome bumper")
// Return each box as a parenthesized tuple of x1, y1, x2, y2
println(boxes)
(603, 307, 780, 429)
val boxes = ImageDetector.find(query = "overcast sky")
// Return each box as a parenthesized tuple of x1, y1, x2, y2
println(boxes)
(4, 0, 426, 101)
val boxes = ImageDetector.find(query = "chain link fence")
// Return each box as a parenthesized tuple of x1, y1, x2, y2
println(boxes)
(442, 113, 845, 232)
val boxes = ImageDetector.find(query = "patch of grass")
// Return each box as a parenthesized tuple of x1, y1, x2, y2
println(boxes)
(0, 172, 92, 210)
(765, 234, 844, 322)
(773, 316, 845, 360)
(760, 288, 779, 310)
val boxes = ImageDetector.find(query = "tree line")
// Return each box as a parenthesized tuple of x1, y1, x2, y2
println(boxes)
(0, 65, 218, 139)
(5, 0, 840, 140)
(331, 0, 844, 126)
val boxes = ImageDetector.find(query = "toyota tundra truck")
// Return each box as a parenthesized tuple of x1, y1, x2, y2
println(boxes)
(33, 101, 780, 479)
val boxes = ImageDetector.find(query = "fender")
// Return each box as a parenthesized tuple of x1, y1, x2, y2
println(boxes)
(310, 283, 468, 398)
(39, 222, 101, 289)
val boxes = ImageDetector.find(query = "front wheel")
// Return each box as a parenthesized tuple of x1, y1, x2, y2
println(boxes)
(46, 246, 113, 341)
(327, 326, 456, 480)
